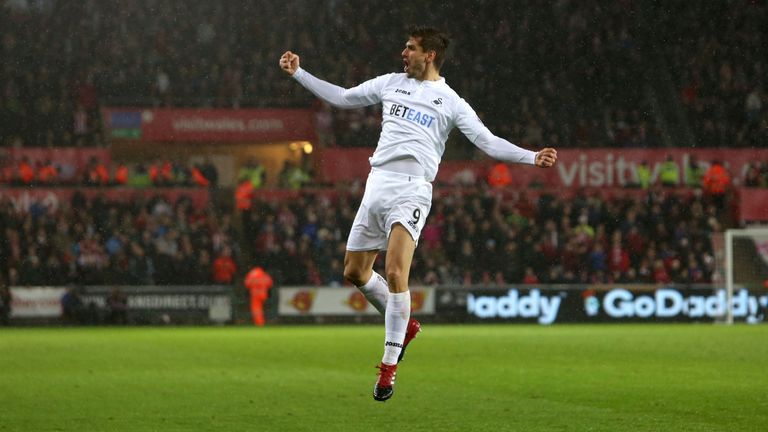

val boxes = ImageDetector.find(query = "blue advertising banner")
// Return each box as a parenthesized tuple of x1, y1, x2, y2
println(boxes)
(435, 285, 767, 324)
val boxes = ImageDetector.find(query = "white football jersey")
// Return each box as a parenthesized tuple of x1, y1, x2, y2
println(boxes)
(293, 68, 536, 182)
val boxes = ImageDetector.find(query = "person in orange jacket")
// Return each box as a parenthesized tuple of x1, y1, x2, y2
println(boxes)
(85, 156, 109, 185)
(149, 159, 174, 186)
(702, 160, 731, 211)
(702, 160, 730, 195)
(191, 164, 210, 187)
(244, 266, 274, 326)
(37, 160, 58, 184)
(235, 180, 254, 211)
(18, 157, 35, 184)
(149, 162, 159, 184)
(212, 246, 237, 284)
(114, 163, 129, 185)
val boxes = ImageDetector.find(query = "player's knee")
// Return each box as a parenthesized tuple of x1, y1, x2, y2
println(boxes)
(343, 266, 367, 287)
(385, 268, 405, 290)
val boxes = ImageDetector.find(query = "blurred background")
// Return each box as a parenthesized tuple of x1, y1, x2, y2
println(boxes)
(1, 0, 766, 326)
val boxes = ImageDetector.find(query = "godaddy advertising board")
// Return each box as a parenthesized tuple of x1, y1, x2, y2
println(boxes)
(277, 284, 766, 324)
(437, 285, 768, 324)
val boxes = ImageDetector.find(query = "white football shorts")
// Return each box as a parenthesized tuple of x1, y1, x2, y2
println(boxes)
(346, 168, 433, 251)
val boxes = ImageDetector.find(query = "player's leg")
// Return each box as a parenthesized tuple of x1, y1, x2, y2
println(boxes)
(344, 249, 390, 314)
(345, 180, 391, 315)
(384, 223, 416, 293)
(381, 223, 415, 363)
(373, 224, 418, 401)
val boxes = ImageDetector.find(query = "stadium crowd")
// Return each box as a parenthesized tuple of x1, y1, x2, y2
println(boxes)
(0, 192, 241, 287)
(247, 185, 722, 287)
(652, 2, 767, 148)
(2, 1, 763, 150)
(0, 156, 220, 187)
(744, 161, 768, 187)
(0, 184, 725, 288)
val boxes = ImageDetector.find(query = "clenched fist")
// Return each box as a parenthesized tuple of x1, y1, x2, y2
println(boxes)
(279, 51, 300, 75)
(535, 148, 557, 168)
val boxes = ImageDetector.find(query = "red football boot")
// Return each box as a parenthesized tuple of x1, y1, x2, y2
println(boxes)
(397, 318, 421, 363)
(373, 362, 398, 401)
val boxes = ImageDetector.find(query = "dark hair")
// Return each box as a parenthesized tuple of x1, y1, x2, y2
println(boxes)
(408, 26, 450, 70)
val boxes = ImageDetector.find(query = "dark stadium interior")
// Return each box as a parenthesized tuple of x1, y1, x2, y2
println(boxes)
(3, 3, 768, 430)
(0, 0, 766, 307)
(1, 1, 765, 149)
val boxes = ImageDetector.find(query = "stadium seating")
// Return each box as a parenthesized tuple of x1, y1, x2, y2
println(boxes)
(1, 183, 725, 287)
(1, 1, 765, 287)
(1, 1, 763, 149)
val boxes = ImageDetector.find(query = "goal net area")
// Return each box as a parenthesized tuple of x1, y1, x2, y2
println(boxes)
(720, 227, 768, 324)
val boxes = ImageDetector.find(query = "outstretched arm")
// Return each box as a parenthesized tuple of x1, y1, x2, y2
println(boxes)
(456, 99, 557, 168)
(279, 51, 384, 109)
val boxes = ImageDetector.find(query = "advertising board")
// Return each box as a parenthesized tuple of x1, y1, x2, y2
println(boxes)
(9, 286, 232, 324)
(436, 285, 767, 324)
(103, 108, 317, 143)
(278, 286, 435, 316)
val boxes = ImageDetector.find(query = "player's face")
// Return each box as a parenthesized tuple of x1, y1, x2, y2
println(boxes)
(402, 37, 429, 79)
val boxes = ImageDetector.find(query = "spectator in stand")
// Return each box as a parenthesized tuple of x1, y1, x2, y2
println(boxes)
(212, 245, 237, 285)
(172, 161, 191, 186)
(522, 267, 540, 285)
(608, 233, 631, 277)
(114, 162, 129, 186)
(685, 156, 705, 188)
(278, 160, 311, 190)
(702, 160, 731, 211)
(190, 163, 210, 188)
(190, 250, 213, 284)
(200, 158, 219, 188)
(237, 158, 266, 190)
(37, 160, 58, 185)
(652, 259, 672, 284)
(236, 158, 266, 237)
(128, 164, 152, 188)
(659, 155, 680, 187)
(127, 240, 154, 285)
(84, 156, 109, 186)
(744, 161, 768, 188)
(636, 160, 651, 189)
(16, 157, 35, 185)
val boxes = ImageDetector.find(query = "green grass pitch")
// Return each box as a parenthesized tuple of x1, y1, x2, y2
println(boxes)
(1, 324, 766, 431)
